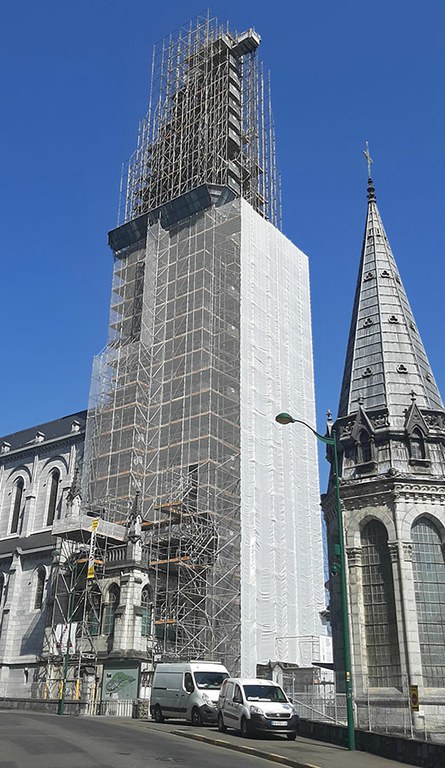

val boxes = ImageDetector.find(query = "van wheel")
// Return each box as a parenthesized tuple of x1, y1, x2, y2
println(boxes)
(286, 732, 297, 741)
(217, 712, 227, 733)
(153, 705, 164, 723)
(240, 717, 252, 738)
(191, 707, 202, 726)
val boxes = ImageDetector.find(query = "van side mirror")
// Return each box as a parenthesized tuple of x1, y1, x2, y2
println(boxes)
(184, 673, 195, 693)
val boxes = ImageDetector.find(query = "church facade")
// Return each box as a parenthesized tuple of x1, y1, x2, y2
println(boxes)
(0, 413, 86, 697)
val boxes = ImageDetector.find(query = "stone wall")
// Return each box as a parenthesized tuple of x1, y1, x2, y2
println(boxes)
(300, 719, 445, 768)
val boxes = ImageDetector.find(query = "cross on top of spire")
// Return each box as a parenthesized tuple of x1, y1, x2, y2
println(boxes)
(363, 143, 376, 201)
(363, 141, 373, 178)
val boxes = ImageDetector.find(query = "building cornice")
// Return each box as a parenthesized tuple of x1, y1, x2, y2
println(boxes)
(0, 431, 85, 464)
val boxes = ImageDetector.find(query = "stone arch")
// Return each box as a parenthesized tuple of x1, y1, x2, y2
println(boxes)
(348, 510, 397, 548)
(411, 511, 445, 543)
(41, 455, 69, 473)
(6, 465, 32, 484)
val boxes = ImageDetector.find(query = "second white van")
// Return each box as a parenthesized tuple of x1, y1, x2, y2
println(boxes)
(150, 661, 229, 725)
(217, 678, 299, 739)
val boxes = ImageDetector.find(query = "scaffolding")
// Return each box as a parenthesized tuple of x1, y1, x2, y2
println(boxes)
(42, 515, 127, 702)
(146, 461, 240, 671)
(118, 12, 281, 229)
(59, 15, 285, 688)
(76, 197, 244, 675)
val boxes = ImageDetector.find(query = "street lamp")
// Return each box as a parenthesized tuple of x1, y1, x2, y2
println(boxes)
(275, 412, 356, 751)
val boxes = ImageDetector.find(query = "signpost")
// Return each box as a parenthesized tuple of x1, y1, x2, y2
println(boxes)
(87, 518, 100, 579)
(409, 685, 419, 712)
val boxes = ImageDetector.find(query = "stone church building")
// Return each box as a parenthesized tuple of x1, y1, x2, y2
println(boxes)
(323, 177, 445, 734)
(0, 413, 86, 698)
(0, 16, 329, 709)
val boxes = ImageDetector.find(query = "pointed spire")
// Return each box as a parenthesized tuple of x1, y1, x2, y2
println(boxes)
(326, 409, 333, 436)
(338, 166, 443, 426)
(67, 467, 81, 502)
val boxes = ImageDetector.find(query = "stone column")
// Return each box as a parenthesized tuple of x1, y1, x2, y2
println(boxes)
(112, 569, 145, 656)
(389, 531, 424, 732)
(346, 546, 366, 696)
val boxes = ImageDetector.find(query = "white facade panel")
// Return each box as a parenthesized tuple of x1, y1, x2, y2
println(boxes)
(240, 200, 325, 675)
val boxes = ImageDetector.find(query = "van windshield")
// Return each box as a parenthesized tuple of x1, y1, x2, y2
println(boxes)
(243, 685, 287, 702)
(193, 672, 229, 690)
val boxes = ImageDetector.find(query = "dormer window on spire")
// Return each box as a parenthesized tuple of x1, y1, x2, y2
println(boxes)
(356, 430, 373, 464)
(410, 428, 426, 460)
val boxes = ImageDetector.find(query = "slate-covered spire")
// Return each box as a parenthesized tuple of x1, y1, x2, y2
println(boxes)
(338, 175, 443, 427)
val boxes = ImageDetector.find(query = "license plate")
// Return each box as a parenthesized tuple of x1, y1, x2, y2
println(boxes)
(271, 720, 284, 726)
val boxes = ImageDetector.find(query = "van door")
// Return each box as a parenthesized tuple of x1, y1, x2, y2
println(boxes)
(177, 672, 194, 718)
(163, 672, 183, 716)
(223, 682, 242, 728)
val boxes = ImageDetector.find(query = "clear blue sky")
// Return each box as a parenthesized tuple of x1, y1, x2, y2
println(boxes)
(1, 1, 444, 488)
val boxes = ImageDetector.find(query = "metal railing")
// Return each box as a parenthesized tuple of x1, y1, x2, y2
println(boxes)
(291, 692, 445, 743)
(292, 693, 347, 726)
(94, 698, 135, 717)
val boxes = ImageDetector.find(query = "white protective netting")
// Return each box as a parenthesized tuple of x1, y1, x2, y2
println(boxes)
(240, 200, 327, 675)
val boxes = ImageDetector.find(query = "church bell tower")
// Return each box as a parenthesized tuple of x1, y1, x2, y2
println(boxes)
(323, 165, 445, 736)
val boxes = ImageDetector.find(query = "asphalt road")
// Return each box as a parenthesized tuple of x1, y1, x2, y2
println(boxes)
(0, 711, 410, 768)
(0, 711, 267, 768)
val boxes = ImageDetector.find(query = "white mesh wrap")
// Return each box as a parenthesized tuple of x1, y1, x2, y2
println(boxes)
(240, 200, 326, 675)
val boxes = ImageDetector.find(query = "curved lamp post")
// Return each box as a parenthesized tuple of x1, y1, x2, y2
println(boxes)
(275, 412, 356, 751)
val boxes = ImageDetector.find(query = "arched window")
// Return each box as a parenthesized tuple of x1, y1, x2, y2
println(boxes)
(412, 518, 445, 686)
(87, 584, 102, 637)
(356, 430, 373, 464)
(410, 428, 426, 460)
(141, 585, 153, 637)
(34, 568, 46, 609)
(103, 584, 119, 636)
(46, 468, 60, 526)
(10, 478, 24, 534)
(361, 520, 401, 687)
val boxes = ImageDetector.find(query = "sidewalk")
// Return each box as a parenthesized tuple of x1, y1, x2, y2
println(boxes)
(144, 721, 405, 768)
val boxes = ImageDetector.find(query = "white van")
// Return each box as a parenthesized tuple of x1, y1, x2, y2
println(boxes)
(217, 678, 299, 739)
(150, 661, 229, 725)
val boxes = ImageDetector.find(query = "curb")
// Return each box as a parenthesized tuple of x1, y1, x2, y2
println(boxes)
(171, 729, 321, 768)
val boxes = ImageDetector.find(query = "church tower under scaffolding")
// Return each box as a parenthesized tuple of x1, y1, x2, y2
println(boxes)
(46, 14, 326, 695)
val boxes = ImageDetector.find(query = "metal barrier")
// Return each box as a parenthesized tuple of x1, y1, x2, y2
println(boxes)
(94, 699, 135, 717)
(292, 693, 347, 725)
(292, 692, 445, 743)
